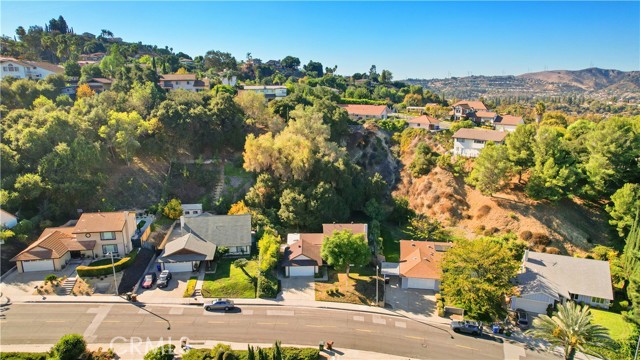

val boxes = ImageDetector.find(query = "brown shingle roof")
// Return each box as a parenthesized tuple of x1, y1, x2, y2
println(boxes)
(452, 101, 487, 111)
(285, 233, 324, 266)
(399, 240, 452, 279)
(322, 223, 367, 237)
(407, 115, 440, 125)
(72, 212, 128, 234)
(495, 115, 524, 126)
(452, 128, 507, 142)
(338, 104, 387, 117)
(88, 77, 113, 84)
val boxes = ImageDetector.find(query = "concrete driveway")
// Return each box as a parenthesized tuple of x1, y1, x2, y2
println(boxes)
(384, 277, 436, 318)
(135, 271, 191, 300)
(278, 276, 315, 301)
(0, 262, 85, 298)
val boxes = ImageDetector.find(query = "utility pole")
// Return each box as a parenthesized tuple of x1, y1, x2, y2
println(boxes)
(109, 252, 118, 296)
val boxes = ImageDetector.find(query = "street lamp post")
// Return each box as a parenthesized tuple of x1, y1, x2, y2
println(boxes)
(108, 252, 118, 296)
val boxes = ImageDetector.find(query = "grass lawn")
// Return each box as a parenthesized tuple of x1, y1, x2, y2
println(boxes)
(315, 265, 383, 305)
(202, 259, 257, 298)
(381, 222, 410, 262)
(590, 309, 637, 341)
(224, 163, 251, 178)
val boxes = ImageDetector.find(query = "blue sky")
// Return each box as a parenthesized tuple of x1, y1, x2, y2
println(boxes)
(2, 1, 638, 79)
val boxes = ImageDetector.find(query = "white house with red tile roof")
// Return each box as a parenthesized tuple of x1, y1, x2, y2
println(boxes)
(452, 128, 508, 158)
(0, 209, 18, 229)
(11, 211, 136, 272)
(451, 100, 487, 120)
(158, 74, 210, 92)
(399, 240, 453, 290)
(0, 57, 63, 80)
(339, 104, 389, 120)
(407, 115, 441, 131)
(241, 85, 287, 100)
(494, 115, 525, 132)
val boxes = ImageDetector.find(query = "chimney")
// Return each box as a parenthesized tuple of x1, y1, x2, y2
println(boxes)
(180, 216, 185, 233)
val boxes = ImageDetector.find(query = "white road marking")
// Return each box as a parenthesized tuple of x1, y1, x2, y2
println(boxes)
(353, 315, 364, 322)
(395, 321, 406, 328)
(83, 305, 112, 343)
(169, 307, 183, 315)
(266, 310, 294, 316)
(372, 316, 386, 325)
(503, 342, 526, 360)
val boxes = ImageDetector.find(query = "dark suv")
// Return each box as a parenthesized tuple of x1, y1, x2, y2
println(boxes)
(157, 270, 172, 288)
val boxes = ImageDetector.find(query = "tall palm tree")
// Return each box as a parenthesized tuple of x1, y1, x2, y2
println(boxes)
(534, 101, 546, 124)
(526, 302, 610, 360)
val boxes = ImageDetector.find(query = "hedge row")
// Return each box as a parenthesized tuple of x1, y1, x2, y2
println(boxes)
(76, 249, 139, 277)
(338, 98, 388, 105)
(0, 353, 48, 360)
(185, 347, 319, 360)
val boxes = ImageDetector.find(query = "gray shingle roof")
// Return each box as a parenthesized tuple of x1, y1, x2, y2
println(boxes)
(516, 251, 614, 300)
(182, 214, 252, 248)
(159, 233, 216, 262)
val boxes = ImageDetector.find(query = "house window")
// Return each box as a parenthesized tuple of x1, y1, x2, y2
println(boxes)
(101, 232, 116, 240)
(591, 297, 606, 304)
(572, 293, 579, 301)
(186, 81, 190, 84)
(473, 140, 485, 144)
(184, 211, 190, 215)
(102, 244, 118, 255)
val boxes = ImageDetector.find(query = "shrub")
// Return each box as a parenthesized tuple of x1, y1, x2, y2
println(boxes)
(476, 205, 491, 219)
(545, 247, 561, 254)
(483, 227, 499, 236)
(508, 213, 518, 220)
(184, 276, 198, 297)
(144, 345, 175, 360)
(45, 274, 58, 284)
(76, 249, 139, 277)
(474, 225, 486, 235)
(519, 231, 533, 241)
(530, 233, 551, 246)
(257, 272, 279, 298)
(281, 347, 319, 360)
(0, 353, 48, 360)
(50, 334, 86, 360)
(182, 349, 212, 360)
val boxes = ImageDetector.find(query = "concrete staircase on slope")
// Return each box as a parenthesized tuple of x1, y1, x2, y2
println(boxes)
(62, 277, 77, 295)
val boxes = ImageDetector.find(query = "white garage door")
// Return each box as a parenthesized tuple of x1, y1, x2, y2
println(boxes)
(289, 266, 314, 277)
(511, 297, 549, 314)
(406, 278, 436, 290)
(162, 262, 193, 273)
(21, 259, 55, 272)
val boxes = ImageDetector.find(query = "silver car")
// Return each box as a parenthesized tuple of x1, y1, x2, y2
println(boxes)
(203, 299, 235, 311)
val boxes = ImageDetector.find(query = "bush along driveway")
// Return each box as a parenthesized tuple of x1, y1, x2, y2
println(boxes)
(201, 258, 257, 298)
(117, 248, 154, 294)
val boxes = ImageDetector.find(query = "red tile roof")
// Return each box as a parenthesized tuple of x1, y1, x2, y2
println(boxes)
(72, 212, 129, 234)
(496, 115, 524, 126)
(407, 115, 440, 126)
(286, 233, 324, 266)
(399, 240, 452, 279)
(452, 128, 507, 142)
(338, 104, 387, 117)
(11, 229, 95, 261)
(452, 101, 487, 111)
(475, 111, 497, 118)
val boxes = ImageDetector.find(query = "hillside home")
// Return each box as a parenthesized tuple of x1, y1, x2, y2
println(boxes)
(475, 111, 498, 125)
(399, 240, 452, 290)
(494, 115, 525, 132)
(157, 214, 251, 272)
(158, 74, 210, 92)
(339, 104, 389, 120)
(241, 85, 287, 100)
(451, 100, 487, 120)
(407, 115, 441, 131)
(79, 53, 106, 62)
(1, 209, 18, 229)
(452, 128, 507, 158)
(182, 203, 203, 218)
(510, 250, 614, 314)
(11, 211, 137, 273)
(0, 57, 63, 80)
(86, 78, 113, 93)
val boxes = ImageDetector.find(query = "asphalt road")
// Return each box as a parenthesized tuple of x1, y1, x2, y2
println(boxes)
(0, 303, 557, 360)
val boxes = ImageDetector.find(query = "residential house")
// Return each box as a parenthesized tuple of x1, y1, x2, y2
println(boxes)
(494, 115, 524, 132)
(157, 214, 251, 272)
(510, 250, 614, 314)
(86, 78, 113, 93)
(0, 209, 18, 229)
(11, 211, 137, 273)
(398, 240, 452, 290)
(407, 115, 440, 131)
(475, 111, 498, 125)
(323, 223, 368, 239)
(283, 233, 324, 277)
(221, 75, 237, 86)
(182, 203, 203, 218)
(79, 53, 106, 62)
(339, 104, 389, 120)
(158, 74, 210, 92)
(452, 128, 507, 158)
(0, 57, 64, 80)
(451, 101, 487, 120)
(241, 85, 287, 100)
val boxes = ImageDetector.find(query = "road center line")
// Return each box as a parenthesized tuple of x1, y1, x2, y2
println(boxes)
(256, 322, 288, 325)
(305, 325, 336, 328)
(355, 328, 374, 332)
(404, 335, 423, 340)
(455, 345, 478, 351)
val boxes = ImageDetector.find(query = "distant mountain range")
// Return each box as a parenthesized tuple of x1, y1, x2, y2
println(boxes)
(404, 68, 640, 101)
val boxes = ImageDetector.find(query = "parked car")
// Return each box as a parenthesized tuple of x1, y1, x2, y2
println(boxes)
(157, 270, 172, 288)
(450, 320, 483, 336)
(203, 299, 235, 311)
(141, 273, 157, 289)
(516, 309, 529, 328)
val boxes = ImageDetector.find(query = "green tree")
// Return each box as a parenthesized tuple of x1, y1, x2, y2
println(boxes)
(281, 56, 301, 69)
(163, 198, 183, 220)
(379, 69, 393, 84)
(258, 231, 280, 273)
(450, 120, 475, 133)
(278, 188, 308, 230)
(272, 341, 282, 360)
(506, 123, 536, 183)
(526, 302, 610, 360)
(406, 214, 451, 242)
(468, 143, 512, 196)
(534, 102, 546, 124)
(233, 258, 252, 280)
(14, 173, 46, 202)
(144, 344, 175, 360)
(623, 214, 640, 324)
(99, 110, 148, 165)
(441, 238, 518, 320)
(321, 229, 370, 281)
(409, 142, 438, 177)
(606, 183, 640, 238)
(364, 198, 385, 222)
(50, 334, 87, 360)
(63, 61, 80, 77)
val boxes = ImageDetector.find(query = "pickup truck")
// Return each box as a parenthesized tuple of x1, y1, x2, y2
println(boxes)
(450, 320, 483, 336)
